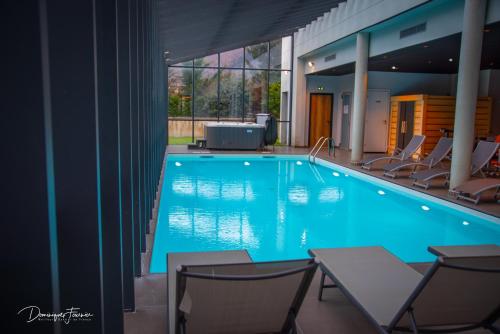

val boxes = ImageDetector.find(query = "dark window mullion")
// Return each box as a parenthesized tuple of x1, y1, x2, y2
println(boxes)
(267, 41, 271, 114)
(191, 65, 194, 142)
(217, 53, 220, 122)
(242, 48, 246, 123)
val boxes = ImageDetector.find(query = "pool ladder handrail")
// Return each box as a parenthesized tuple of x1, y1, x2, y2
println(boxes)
(308, 137, 333, 164)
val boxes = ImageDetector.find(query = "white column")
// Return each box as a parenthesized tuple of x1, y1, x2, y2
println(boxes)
(350, 32, 369, 163)
(449, 0, 487, 188)
(291, 57, 307, 146)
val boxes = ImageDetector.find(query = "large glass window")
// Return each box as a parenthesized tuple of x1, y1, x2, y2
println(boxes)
(245, 42, 269, 69)
(219, 69, 243, 120)
(194, 68, 218, 118)
(220, 48, 243, 68)
(168, 67, 193, 144)
(244, 70, 267, 120)
(168, 37, 292, 145)
(195, 54, 218, 67)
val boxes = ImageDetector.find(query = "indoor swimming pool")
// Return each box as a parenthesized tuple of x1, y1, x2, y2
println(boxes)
(150, 155, 500, 273)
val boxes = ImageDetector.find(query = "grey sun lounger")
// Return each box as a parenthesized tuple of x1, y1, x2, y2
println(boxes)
(383, 137, 453, 178)
(450, 178, 500, 204)
(309, 245, 500, 334)
(168, 250, 253, 334)
(411, 140, 500, 189)
(172, 255, 318, 334)
(361, 135, 425, 170)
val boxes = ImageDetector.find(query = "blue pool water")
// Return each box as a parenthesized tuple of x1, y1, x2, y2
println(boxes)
(150, 155, 500, 273)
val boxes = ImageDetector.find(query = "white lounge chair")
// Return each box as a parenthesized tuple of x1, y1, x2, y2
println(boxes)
(383, 137, 452, 178)
(309, 245, 500, 334)
(450, 178, 500, 204)
(361, 135, 426, 170)
(411, 141, 500, 189)
(171, 251, 318, 334)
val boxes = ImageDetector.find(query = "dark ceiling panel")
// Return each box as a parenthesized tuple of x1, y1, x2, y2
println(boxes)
(311, 22, 500, 76)
(159, 0, 344, 64)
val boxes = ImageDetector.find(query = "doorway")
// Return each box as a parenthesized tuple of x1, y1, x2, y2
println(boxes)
(397, 101, 415, 150)
(309, 93, 333, 147)
(340, 93, 351, 149)
(363, 89, 390, 153)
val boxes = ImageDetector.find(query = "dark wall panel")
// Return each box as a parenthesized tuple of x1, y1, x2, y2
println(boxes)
(117, 0, 136, 311)
(4, 0, 166, 331)
(3, 2, 56, 333)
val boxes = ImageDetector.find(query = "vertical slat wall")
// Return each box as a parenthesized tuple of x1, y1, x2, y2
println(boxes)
(4, 0, 166, 332)
(388, 95, 492, 155)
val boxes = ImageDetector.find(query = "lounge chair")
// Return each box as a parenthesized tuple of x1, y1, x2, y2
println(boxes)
(361, 135, 425, 170)
(168, 250, 253, 334)
(411, 140, 500, 189)
(309, 245, 500, 334)
(172, 254, 318, 334)
(383, 137, 453, 178)
(450, 178, 500, 204)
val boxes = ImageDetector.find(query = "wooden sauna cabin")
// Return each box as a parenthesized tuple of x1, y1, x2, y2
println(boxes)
(388, 95, 492, 155)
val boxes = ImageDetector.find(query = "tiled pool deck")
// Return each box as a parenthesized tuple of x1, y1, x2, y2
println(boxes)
(124, 145, 499, 334)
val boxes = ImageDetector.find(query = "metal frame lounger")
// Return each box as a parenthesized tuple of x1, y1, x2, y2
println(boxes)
(167, 250, 253, 334)
(309, 245, 500, 334)
(383, 137, 453, 178)
(451, 178, 500, 204)
(411, 141, 500, 189)
(361, 135, 425, 170)
(173, 257, 318, 334)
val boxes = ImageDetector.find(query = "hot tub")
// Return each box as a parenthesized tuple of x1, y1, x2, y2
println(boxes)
(204, 122, 265, 150)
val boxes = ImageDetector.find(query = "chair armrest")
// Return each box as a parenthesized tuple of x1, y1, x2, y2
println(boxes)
(428, 245, 500, 257)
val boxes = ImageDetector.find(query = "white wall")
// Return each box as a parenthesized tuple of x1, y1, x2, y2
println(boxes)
(305, 71, 455, 145)
(291, 0, 500, 146)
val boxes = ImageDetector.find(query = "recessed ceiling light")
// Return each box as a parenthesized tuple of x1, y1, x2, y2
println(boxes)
(448, 58, 453, 62)
(421, 205, 430, 211)
(308, 61, 314, 67)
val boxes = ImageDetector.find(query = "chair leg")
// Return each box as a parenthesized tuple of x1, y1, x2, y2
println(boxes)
(318, 271, 326, 301)
(408, 309, 419, 334)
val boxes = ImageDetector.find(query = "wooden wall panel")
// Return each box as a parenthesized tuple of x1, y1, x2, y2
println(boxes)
(388, 95, 492, 155)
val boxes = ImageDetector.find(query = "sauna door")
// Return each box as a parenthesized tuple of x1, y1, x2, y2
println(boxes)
(397, 101, 415, 150)
(309, 94, 333, 147)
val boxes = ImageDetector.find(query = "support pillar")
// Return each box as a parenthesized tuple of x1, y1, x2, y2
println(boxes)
(449, 0, 487, 188)
(350, 32, 369, 163)
(291, 57, 307, 146)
